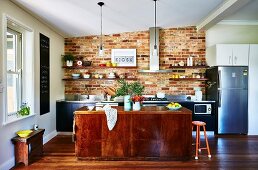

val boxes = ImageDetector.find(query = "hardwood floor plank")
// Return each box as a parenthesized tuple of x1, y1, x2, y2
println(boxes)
(11, 135, 258, 169)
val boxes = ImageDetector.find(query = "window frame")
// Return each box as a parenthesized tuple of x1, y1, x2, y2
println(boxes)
(6, 27, 23, 117)
(2, 14, 35, 125)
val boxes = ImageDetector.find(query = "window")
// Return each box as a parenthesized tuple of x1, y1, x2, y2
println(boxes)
(3, 15, 34, 124)
(6, 28, 22, 117)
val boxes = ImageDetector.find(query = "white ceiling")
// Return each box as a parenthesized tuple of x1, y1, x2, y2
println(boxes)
(11, 0, 256, 38)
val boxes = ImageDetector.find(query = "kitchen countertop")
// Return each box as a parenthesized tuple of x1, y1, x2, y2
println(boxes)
(57, 95, 216, 104)
(57, 99, 216, 103)
(56, 99, 100, 104)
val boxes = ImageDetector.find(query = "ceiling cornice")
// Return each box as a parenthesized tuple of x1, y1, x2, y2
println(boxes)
(10, 0, 68, 38)
(197, 0, 252, 31)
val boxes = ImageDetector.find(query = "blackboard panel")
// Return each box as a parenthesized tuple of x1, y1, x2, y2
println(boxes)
(40, 33, 50, 115)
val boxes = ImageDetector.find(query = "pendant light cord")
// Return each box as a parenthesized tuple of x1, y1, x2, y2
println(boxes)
(100, 4, 103, 48)
(154, 0, 157, 49)
(98, 2, 104, 50)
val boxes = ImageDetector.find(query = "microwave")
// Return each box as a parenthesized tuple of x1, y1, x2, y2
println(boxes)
(194, 104, 212, 115)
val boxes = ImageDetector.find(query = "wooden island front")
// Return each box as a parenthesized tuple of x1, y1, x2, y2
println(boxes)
(74, 106, 192, 160)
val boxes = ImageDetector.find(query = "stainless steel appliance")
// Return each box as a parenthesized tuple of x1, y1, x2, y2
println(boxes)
(194, 104, 212, 115)
(206, 66, 248, 134)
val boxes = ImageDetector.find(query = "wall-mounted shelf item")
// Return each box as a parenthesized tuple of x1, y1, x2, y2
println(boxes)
(62, 66, 137, 69)
(169, 66, 209, 69)
(62, 78, 138, 81)
(169, 78, 208, 81)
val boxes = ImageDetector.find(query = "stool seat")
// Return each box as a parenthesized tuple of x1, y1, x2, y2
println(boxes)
(192, 121, 211, 160)
(192, 121, 206, 126)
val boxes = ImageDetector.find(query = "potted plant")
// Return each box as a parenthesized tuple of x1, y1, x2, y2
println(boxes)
(115, 79, 145, 111)
(130, 81, 145, 110)
(17, 102, 30, 116)
(62, 54, 75, 66)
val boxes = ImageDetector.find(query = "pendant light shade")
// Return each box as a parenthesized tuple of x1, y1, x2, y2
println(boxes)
(153, 0, 158, 57)
(98, 2, 104, 56)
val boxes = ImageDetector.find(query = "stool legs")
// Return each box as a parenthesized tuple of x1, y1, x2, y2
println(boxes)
(203, 125, 211, 158)
(193, 123, 211, 160)
(195, 125, 199, 160)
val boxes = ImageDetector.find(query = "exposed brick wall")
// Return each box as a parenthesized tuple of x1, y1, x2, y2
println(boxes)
(64, 26, 206, 96)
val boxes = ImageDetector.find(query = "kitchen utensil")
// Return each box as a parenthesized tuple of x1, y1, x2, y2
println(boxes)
(107, 95, 111, 101)
(104, 87, 116, 96)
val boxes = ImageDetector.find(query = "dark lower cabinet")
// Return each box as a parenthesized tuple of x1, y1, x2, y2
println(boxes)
(56, 101, 89, 132)
(179, 101, 216, 131)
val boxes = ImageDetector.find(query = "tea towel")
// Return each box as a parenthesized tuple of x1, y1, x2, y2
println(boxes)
(103, 104, 117, 131)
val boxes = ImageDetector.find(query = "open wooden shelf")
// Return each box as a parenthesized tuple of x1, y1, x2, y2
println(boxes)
(169, 66, 209, 69)
(62, 77, 138, 81)
(62, 66, 137, 69)
(169, 78, 208, 81)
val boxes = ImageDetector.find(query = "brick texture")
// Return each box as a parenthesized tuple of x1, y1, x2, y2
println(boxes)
(64, 26, 206, 96)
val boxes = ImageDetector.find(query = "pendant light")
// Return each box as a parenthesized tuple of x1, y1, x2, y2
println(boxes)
(98, 2, 104, 56)
(153, 0, 158, 57)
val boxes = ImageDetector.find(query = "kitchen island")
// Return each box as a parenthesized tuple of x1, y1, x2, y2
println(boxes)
(74, 106, 192, 160)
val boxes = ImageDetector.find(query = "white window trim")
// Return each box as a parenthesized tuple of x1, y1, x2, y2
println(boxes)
(2, 14, 35, 125)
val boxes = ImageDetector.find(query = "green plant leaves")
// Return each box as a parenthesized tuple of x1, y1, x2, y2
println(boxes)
(115, 79, 145, 96)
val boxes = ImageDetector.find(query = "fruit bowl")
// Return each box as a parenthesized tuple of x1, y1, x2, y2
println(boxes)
(16, 130, 33, 137)
(166, 102, 182, 110)
(166, 105, 182, 110)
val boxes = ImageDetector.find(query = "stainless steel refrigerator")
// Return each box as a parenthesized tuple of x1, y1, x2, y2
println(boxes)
(206, 66, 248, 134)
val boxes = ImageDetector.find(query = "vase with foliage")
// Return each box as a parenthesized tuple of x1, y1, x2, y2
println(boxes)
(62, 54, 75, 66)
(115, 79, 145, 111)
(131, 95, 145, 111)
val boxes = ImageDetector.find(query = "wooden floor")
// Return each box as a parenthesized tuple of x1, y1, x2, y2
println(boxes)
(12, 134, 258, 170)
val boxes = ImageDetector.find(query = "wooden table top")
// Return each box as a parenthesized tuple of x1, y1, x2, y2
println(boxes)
(74, 106, 192, 115)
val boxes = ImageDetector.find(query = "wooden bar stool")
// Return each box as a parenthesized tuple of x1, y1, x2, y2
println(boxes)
(192, 121, 211, 160)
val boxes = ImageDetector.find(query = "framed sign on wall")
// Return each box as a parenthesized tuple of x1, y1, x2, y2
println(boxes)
(40, 33, 50, 115)
(111, 49, 136, 66)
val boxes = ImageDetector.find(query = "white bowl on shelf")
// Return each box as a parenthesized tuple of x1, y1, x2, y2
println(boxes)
(72, 73, 80, 77)
(83, 74, 90, 78)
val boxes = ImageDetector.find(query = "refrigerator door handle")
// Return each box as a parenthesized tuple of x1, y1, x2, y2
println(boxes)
(218, 90, 221, 107)
(218, 70, 221, 89)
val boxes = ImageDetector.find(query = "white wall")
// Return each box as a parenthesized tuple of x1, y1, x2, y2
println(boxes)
(0, 1, 64, 169)
(248, 45, 258, 135)
(206, 24, 258, 135)
(206, 24, 258, 47)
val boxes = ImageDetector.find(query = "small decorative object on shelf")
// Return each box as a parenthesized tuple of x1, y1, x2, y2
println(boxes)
(62, 54, 75, 67)
(17, 102, 30, 116)
(82, 61, 92, 66)
(76, 60, 82, 66)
